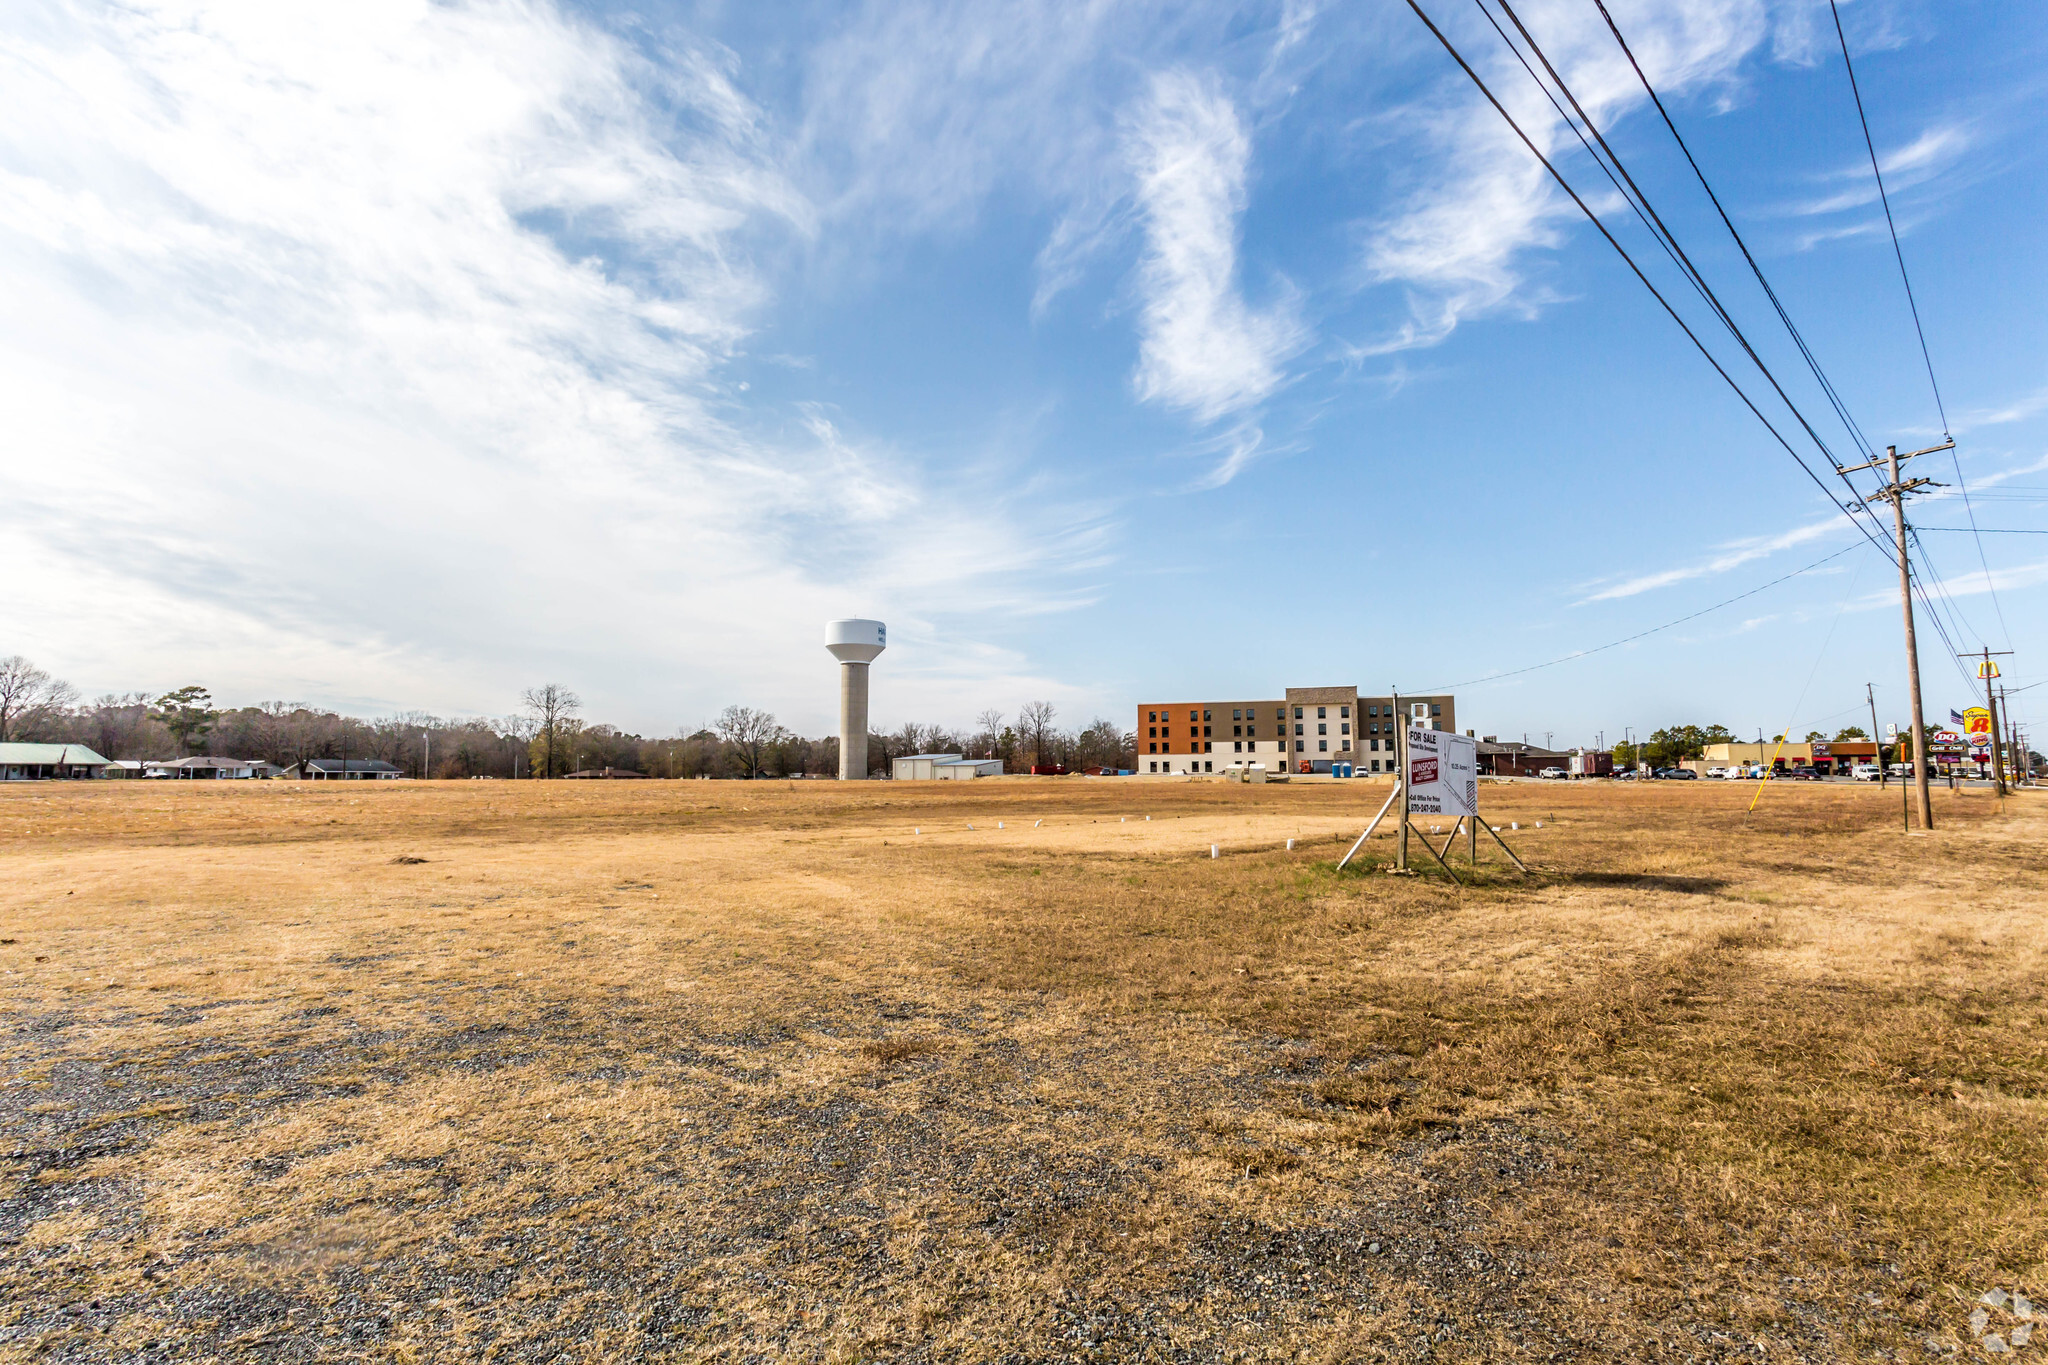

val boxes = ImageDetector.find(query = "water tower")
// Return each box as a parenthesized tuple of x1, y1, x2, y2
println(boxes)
(826, 619, 886, 780)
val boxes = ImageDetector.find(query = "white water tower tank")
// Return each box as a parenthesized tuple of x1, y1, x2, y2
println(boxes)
(826, 619, 886, 779)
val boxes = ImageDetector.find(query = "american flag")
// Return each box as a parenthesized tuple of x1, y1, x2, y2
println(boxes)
(1950, 709, 1966, 726)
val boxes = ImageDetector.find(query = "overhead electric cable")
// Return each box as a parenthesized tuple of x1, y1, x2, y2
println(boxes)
(1402, 0, 1902, 571)
(1591, 0, 1883, 481)
(1828, 0, 1947, 435)
(1422, 542, 1861, 693)
(1490, 0, 1856, 482)
(1828, 0, 2008, 646)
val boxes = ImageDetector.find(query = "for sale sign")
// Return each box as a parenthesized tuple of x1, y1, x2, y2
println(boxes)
(1407, 727, 1477, 817)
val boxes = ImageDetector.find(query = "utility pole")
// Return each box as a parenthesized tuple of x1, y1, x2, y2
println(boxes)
(1961, 649, 2013, 795)
(1841, 440, 1949, 831)
(1866, 683, 1885, 790)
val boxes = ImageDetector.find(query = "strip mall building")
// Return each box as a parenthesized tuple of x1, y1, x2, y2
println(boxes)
(1696, 740, 1879, 774)
(1136, 686, 1456, 776)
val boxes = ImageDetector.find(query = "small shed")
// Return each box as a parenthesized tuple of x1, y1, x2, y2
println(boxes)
(935, 758, 1003, 780)
(891, 753, 962, 781)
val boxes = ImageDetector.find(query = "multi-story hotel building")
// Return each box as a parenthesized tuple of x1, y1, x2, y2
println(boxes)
(1134, 686, 1456, 775)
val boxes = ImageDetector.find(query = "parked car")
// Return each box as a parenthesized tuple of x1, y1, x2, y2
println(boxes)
(1666, 768, 1698, 780)
(1852, 763, 1882, 782)
(1538, 766, 1568, 779)
(1611, 769, 1638, 781)
(1786, 767, 1823, 781)
(1704, 766, 1727, 778)
(1887, 762, 1914, 777)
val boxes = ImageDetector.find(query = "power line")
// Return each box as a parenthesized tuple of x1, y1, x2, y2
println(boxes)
(1828, 0, 1947, 433)
(1828, 0, 2008, 648)
(1591, 0, 1885, 498)
(1423, 542, 1861, 693)
(1402, 0, 1902, 574)
(1489, 0, 1856, 483)
(1912, 526, 2048, 535)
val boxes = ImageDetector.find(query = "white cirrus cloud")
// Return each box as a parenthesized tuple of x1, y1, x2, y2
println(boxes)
(0, 0, 1099, 731)
(1580, 512, 1848, 602)
(1361, 0, 1776, 351)
(1125, 68, 1308, 432)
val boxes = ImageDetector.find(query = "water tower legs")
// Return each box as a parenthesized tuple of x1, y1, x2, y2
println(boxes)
(838, 661, 869, 780)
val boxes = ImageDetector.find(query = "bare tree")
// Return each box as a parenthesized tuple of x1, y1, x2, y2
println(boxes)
(0, 656, 78, 742)
(716, 705, 786, 779)
(83, 693, 156, 759)
(973, 709, 1004, 759)
(1016, 700, 1057, 769)
(522, 684, 581, 778)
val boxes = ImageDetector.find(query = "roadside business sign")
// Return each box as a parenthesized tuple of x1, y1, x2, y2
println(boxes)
(1933, 730, 1963, 745)
(1963, 706, 1992, 738)
(1407, 727, 1477, 817)
(1977, 659, 2002, 680)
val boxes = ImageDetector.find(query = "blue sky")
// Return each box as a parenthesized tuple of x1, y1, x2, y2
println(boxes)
(3, 0, 2043, 747)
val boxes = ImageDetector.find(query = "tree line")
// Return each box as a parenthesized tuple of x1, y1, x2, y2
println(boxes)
(0, 655, 1136, 779)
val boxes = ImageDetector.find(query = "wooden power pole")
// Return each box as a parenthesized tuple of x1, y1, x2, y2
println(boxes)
(1840, 441, 1949, 831)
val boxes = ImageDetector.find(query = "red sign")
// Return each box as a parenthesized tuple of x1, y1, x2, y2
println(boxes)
(1411, 757, 1439, 786)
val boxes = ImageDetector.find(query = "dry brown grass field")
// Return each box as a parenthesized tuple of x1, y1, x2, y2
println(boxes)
(1, 776, 2042, 1363)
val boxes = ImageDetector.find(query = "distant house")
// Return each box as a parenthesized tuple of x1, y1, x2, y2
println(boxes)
(564, 767, 646, 779)
(0, 743, 113, 780)
(143, 757, 285, 780)
(286, 758, 404, 780)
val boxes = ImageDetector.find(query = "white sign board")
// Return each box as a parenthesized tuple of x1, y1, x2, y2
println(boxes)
(1407, 727, 1477, 817)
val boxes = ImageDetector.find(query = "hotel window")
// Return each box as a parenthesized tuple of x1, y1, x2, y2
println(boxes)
(1294, 723, 1303, 736)
(1232, 708, 1242, 720)
(1317, 723, 1327, 735)
(1340, 722, 1350, 735)
(1203, 726, 1211, 737)
(1317, 706, 1326, 719)
(1368, 705, 1378, 717)
(1233, 741, 1243, 753)
(1431, 705, 1441, 716)
(1340, 706, 1350, 718)
(1203, 709, 1212, 721)
(1295, 740, 1305, 752)
(1340, 740, 1350, 751)
(1204, 741, 1213, 752)
(1294, 707, 1302, 719)
(1318, 740, 1328, 752)
(1189, 710, 1198, 721)
(1232, 725, 1241, 737)
(1147, 711, 1155, 722)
